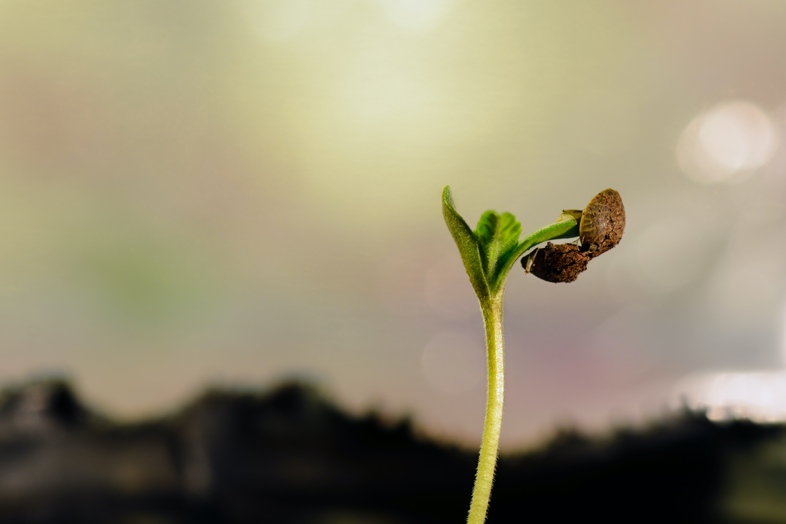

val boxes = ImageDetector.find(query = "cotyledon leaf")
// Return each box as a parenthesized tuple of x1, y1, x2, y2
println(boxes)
(442, 186, 489, 300)
(444, 186, 582, 297)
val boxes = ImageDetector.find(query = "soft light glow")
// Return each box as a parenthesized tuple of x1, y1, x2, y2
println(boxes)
(374, 0, 453, 32)
(422, 332, 484, 396)
(246, 0, 315, 42)
(341, 52, 433, 119)
(677, 100, 779, 184)
(675, 371, 786, 423)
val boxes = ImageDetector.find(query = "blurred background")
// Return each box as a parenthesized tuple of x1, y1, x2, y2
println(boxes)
(1, 0, 786, 452)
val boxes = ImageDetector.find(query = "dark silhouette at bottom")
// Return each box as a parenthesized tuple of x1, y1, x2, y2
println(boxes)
(0, 378, 783, 523)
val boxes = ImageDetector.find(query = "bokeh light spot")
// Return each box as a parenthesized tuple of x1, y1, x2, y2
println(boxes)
(677, 100, 779, 184)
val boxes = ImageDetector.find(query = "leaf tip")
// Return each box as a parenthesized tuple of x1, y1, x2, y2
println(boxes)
(442, 185, 454, 207)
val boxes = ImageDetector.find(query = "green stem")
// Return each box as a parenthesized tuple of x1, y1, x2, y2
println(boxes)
(442, 185, 581, 522)
(467, 294, 505, 524)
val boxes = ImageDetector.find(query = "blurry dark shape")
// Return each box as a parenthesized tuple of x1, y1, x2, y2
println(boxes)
(522, 242, 590, 283)
(579, 188, 625, 257)
(0, 378, 95, 434)
(0, 379, 784, 523)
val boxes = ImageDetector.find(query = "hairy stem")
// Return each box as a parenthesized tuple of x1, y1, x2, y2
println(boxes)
(467, 295, 504, 524)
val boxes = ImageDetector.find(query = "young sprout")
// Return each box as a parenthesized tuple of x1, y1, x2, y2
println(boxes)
(442, 186, 625, 523)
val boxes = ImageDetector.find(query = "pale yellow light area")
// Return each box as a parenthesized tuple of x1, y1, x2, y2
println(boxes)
(340, 49, 435, 120)
(245, 0, 316, 42)
(374, 0, 454, 32)
(290, 33, 493, 226)
(229, 2, 605, 229)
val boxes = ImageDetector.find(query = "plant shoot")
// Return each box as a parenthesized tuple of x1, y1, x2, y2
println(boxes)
(442, 186, 625, 523)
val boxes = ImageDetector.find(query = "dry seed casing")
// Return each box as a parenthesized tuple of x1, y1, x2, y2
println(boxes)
(579, 188, 625, 258)
(521, 243, 590, 283)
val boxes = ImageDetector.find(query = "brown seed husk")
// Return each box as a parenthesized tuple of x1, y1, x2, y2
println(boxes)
(522, 243, 590, 283)
(579, 188, 625, 258)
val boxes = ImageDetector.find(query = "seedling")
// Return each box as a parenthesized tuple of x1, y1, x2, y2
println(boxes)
(442, 186, 624, 523)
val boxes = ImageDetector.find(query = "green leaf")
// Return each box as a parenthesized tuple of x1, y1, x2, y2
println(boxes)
(475, 211, 522, 290)
(442, 186, 489, 300)
(442, 186, 582, 298)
